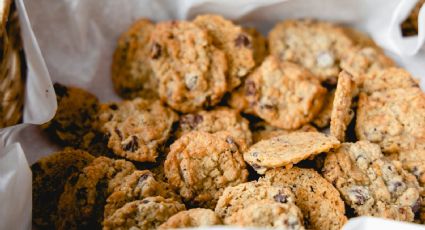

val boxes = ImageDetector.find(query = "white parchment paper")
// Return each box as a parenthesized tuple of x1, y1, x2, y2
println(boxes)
(1, 0, 425, 229)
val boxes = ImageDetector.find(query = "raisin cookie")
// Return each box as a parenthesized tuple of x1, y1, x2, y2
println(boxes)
(242, 56, 327, 129)
(225, 200, 305, 229)
(111, 19, 158, 99)
(323, 141, 421, 221)
(149, 20, 227, 112)
(251, 121, 317, 143)
(56, 157, 135, 230)
(98, 99, 178, 162)
(42, 83, 99, 148)
(263, 167, 347, 230)
(330, 71, 356, 141)
(176, 107, 252, 150)
(103, 196, 185, 230)
(32, 148, 95, 229)
(244, 132, 340, 174)
(194, 14, 255, 90)
(104, 170, 180, 219)
(164, 131, 248, 208)
(215, 181, 296, 220)
(356, 87, 425, 153)
(159, 208, 222, 229)
(269, 19, 354, 84)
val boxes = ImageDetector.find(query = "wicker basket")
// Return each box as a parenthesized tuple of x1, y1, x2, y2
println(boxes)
(0, 0, 25, 128)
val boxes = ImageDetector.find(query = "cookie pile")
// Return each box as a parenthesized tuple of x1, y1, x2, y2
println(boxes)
(33, 15, 425, 230)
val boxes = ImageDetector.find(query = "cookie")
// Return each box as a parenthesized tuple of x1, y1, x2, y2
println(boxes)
(104, 170, 180, 219)
(215, 181, 296, 220)
(227, 85, 254, 113)
(56, 157, 135, 230)
(41, 83, 99, 148)
(360, 68, 419, 94)
(330, 71, 356, 141)
(159, 208, 222, 229)
(356, 87, 425, 153)
(164, 131, 248, 208)
(312, 89, 335, 128)
(225, 200, 305, 229)
(103, 196, 185, 230)
(322, 141, 421, 221)
(194, 14, 255, 90)
(32, 148, 95, 229)
(251, 121, 317, 143)
(111, 19, 158, 99)
(244, 27, 268, 66)
(243, 56, 327, 129)
(263, 167, 347, 230)
(176, 107, 252, 150)
(340, 46, 395, 88)
(149, 20, 227, 112)
(244, 132, 340, 174)
(269, 19, 354, 84)
(98, 98, 178, 162)
(341, 27, 379, 49)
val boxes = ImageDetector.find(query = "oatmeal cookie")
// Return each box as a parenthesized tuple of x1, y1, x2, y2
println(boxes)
(360, 68, 419, 94)
(225, 200, 305, 229)
(32, 148, 94, 229)
(251, 121, 317, 143)
(215, 181, 295, 220)
(263, 167, 347, 230)
(98, 99, 178, 162)
(323, 141, 421, 221)
(111, 18, 158, 99)
(244, 27, 268, 66)
(269, 19, 354, 84)
(330, 71, 356, 141)
(312, 89, 335, 128)
(103, 196, 185, 230)
(194, 14, 255, 90)
(104, 170, 180, 219)
(159, 208, 222, 229)
(56, 157, 135, 230)
(341, 27, 379, 48)
(356, 87, 425, 153)
(243, 56, 327, 129)
(149, 20, 227, 112)
(164, 131, 248, 208)
(244, 132, 340, 174)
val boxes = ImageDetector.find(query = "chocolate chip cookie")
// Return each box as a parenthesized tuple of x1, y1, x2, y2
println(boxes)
(159, 208, 222, 229)
(164, 131, 248, 208)
(323, 141, 421, 221)
(149, 20, 227, 112)
(98, 99, 178, 162)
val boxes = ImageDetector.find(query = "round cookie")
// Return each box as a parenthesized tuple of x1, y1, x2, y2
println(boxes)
(359, 68, 419, 94)
(159, 208, 222, 229)
(312, 89, 335, 128)
(225, 200, 305, 229)
(330, 71, 356, 142)
(164, 131, 248, 208)
(243, 27, 268, 66)
(243, 56, 327, 129)
(104, 170, 180, 219)
(41, 83, 99, 148)
(103, 196, 185, 230)
(194, 14, 255, 90)
(263, 167, 347, 230)
(98, 98, 178, 162)
(149, 20, 227, 112)
(111, 18, 158, 99)
(251, 121, 317, 143)
(244, 132, 340, 174)
(323, 141, 421, 222)
(56, 157, 135, 230)
(215, 181, 295, 220)
(32, 148, 95, 229)
(356, 87, 425, 153)
(269, 19, 354, 84)
(176, 107, 252, 150)
(341, 27, 379, 49)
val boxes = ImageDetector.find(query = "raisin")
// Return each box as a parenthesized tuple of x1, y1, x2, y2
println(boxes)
(245, 81, 256, 96)
(122, 136, 139, 152)
(273, 193, 288, 203)
(151, 43, 162, 59)
(180, 114, 203, 129)
(234, 34, 251, 48)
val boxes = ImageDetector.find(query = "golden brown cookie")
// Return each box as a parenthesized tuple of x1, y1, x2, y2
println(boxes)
(359, 68, 419, 94)
(251, 121, 317, 143)
(312, 89, 335, 128)
(243, 27, 268, 66)
(159, 208, 222, 229)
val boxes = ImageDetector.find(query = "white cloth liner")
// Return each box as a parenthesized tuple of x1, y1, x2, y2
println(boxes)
(1, 0, 425, 229)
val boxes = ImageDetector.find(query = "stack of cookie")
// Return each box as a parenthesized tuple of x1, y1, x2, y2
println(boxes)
(33, 15, 425, 230)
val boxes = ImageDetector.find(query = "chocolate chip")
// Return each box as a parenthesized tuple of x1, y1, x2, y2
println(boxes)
(53, 83, 69, 97)
(122, 136, 139, 152)
(245, 81, 256, 96)
(151, 43, 162, 59)
(109, 104, 118, 110)
(137, 173, 150, 187)
(274, 193, 288, 203)
(180, 114, 203, 129)
(142, 199, 150, 204)
(234, 34, 251, 48)
(115, 128, 122, 140)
